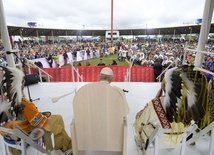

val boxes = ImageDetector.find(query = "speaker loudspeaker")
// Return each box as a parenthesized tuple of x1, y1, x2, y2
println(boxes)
(24, 74, 40, 86)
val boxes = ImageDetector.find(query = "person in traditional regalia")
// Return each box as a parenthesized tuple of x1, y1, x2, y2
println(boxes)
(133, 65, 210, 153)
(0, 66, 72, 154)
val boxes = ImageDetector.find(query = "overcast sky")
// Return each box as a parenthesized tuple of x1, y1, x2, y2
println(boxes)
(2, 0, 212, 30)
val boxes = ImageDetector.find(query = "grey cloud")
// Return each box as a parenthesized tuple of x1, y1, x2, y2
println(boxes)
(2, 0, 209, 29)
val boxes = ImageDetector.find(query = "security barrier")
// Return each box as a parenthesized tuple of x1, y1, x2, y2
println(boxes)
(28, 66, 155, 82)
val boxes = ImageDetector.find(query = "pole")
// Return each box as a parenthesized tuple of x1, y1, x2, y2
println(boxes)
(65, 30, 67, 42)
(158, 29, 160, 42)
(20, 29, 23, 45)
(189, 27, 192, 44)
(194, 0, 214, 67)
(70, 58, 75, 82)
(111, 0, 113, 43)
(51, 30, 54, 43)
(173, 29, 176, 43)
(36, 29, 39, 40)
(0, 0, 15, 67)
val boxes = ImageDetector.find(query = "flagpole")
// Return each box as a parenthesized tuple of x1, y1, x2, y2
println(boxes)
(0, 0, 15, 67)
(111, 0, 113, 43)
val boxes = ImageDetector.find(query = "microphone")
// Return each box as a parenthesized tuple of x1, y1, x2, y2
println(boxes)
(123, 89, 129, 93)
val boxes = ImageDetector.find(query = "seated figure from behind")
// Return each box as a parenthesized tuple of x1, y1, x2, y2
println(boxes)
(133, 65, 210, 153)
(0, 66, 72, 154)
(99, 67, 130, 116)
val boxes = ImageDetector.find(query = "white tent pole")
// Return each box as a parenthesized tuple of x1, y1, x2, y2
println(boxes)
(194, 0, 214, 67)
(0, 0, 15, 67)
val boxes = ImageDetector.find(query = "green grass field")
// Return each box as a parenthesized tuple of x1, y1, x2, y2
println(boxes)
(63, 54, 130, 67)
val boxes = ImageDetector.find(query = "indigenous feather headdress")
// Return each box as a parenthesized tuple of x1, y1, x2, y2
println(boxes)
(0, 66, 24, 123)
(163, 65, 209, 127)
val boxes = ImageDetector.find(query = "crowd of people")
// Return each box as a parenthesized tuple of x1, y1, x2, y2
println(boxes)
(0, 38, 214, 80)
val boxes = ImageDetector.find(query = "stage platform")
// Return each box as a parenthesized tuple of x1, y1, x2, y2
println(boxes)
(0, 82, 212, 155)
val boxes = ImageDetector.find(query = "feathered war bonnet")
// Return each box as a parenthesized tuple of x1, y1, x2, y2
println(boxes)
(0, 66, 24, 122)
(163, 65, 209, 127)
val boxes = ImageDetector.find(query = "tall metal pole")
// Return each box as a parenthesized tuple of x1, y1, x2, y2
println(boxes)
(194, 0, 214, 67)
(111, 0, 113, 43)
(173, 28, 176, 43)
(51, 30, 54, 43)
(36, 29, 39, 39)
(0, 0, 15, 67)
(189, 27, 192, 44)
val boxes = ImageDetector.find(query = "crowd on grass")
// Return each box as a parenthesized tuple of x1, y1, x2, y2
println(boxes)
(1, 38, 214, 74)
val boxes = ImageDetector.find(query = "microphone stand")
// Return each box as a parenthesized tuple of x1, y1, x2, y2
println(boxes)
(6, 51, 40, 102)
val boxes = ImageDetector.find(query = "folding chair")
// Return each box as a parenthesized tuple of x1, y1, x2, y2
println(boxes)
(71, 82, 127, 155)
(1, 127, 51, 155)
(143, 124, 197, 155)
(186, 121, 214, 155)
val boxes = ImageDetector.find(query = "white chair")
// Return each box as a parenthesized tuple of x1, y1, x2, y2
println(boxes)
(186, 121, 214, 155)
(1, 127, 51, 155)
(144, 124, 198, 155)
(71, 82, 127, 155)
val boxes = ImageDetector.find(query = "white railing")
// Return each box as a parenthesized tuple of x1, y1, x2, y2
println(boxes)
(183, 47, 214, 76)
(7, 49, 83, 82)
(67, 57, 83, 82)
(156, 46, 214, 82)
(156, 57, 179, 82)
(72, 67, 83, 82)
(183, 48, 214, 60)
(22, 58, 53, 82)
(3, 50, 53, 82)
(195, 66, 214, 76)
(124, 57, 135, 82)
(1, 48, 52, 82)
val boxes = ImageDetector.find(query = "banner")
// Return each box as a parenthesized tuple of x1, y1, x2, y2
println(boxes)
(29, 66, 156, 82)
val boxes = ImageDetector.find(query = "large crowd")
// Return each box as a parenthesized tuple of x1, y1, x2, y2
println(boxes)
(0, 38, 214, 73)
